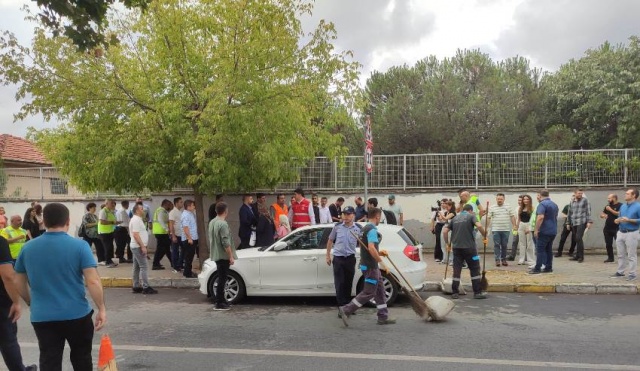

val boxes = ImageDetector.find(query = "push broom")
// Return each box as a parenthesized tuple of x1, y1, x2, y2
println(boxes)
(480, 201, 490, 291)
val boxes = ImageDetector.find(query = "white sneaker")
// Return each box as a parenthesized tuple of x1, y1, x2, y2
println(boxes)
(98, 261, 106, 266)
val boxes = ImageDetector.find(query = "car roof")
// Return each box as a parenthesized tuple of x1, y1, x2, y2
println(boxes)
(293, 222, 404, 232)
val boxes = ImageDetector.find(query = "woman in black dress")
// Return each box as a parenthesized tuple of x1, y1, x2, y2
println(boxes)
(22, 207, 41, 240)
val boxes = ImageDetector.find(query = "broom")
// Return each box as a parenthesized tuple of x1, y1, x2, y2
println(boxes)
(480, 201, 490, 292)
(350, 231, 430, 319)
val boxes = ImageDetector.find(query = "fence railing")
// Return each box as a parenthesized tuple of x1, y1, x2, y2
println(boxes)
(2, 149, 640, 200)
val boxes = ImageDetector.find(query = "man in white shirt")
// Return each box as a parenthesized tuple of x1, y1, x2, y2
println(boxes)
(168, 197, 184, 273)
(129, 204, 157, 294)
(319, 197, 333, 224)
(115, 200, 132, 263)
(386, 194, 403, 226)
(488, 193, 517, 267)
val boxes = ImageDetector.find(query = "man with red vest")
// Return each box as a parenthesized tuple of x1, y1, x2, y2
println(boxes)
(288, 188, 316, 230)
(270, 194, 289, 229)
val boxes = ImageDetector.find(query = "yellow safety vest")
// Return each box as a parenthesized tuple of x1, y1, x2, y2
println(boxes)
(152, 207, 168, 234)
(97, 207, 116, 234)
(3, 227, 27, 259)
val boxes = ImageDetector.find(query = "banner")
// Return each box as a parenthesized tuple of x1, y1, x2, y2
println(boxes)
(365, 115, 373, 173)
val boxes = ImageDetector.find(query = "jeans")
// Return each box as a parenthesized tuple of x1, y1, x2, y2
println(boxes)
(32, 311, 94, 371)
(214, 259, 231, 305)
(332, 255, 356, 306)
(152, 234, 172, 267)
(534, 233, 556, 272)
(603, 229, 617, 260)
(181, 239, 198, 277)
(341, 267, 389, 320)
(171, 236, 183, 270)
(0, 304, 26, 371)
(572, 223, 588, 259)
(98, 232, 116, 265)
(492, 231, 510, 260)
(131, 247, 150, 289)
(616, 230, 638, 278)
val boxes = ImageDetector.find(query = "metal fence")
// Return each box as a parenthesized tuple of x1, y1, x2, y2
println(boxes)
(2, 149, 640, 200)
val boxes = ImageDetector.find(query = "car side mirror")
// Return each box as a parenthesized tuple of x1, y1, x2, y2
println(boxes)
(273, 241, 287, 252)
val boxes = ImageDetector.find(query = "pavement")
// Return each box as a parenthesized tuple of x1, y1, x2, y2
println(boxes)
(97, 251, 640, 295)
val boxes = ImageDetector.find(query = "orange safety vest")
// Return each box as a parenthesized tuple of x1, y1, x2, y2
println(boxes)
(271, 203, 289, 229)
(291, 199, 311, 229)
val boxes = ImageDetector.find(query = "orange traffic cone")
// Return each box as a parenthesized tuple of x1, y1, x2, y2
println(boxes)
(98, 334, 118, 371)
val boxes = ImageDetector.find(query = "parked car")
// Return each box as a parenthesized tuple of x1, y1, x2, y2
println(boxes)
(198, 223, 426, 305)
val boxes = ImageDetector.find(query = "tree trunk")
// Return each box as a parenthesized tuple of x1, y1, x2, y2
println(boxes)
(194, 189, 210, 269)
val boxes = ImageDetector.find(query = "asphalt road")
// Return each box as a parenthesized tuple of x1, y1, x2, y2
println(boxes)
(12, 289, 640, 371)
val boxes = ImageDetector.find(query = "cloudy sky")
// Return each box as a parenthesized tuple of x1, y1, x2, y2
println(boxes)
(1, 0, 639, 137)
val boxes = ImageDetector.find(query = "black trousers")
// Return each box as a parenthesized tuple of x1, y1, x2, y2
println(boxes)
(152, 234, 172, 267)
(114, 227, 131, 260)
(332, 255, 356, 306)
(451, 248, 482, 295)
(434, 223, 444, 261)
(215, 259, 231, 305)
(0, 304, 26, 371)
(83, 237, 104, 263)
(572, 224, 588, 259)
(181, 239, 198, 277)
(556, 226, 575, 255)
(603, 229, 617, 260)
(32, 311, 94, 371)
(98, 232, 115, 265)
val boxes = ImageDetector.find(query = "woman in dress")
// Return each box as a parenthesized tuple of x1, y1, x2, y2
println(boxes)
(517, 194, 536, 265)
(22, 207, 41, 240)
(255, 203, 276, 247)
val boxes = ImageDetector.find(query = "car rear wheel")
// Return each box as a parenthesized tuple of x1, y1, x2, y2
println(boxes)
(208, 271, 246, 304)
(356, 273, 399, 306)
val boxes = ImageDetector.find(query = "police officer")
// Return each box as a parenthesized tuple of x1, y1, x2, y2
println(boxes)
(326, 206, 361, 312)
(443, 204, 488, 299)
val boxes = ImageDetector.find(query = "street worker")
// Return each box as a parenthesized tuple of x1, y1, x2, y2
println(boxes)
(443, 204, 488, 300)
(0, 215, 27, 260)
(338, 208, 396, 326)
(326, 206, 361, 313)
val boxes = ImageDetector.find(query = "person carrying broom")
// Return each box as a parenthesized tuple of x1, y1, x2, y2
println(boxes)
(443, 204, 488, 300)
(338, 208, 396, 327)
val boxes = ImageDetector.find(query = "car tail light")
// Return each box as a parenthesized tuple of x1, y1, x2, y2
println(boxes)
(403, 245, 420, 262)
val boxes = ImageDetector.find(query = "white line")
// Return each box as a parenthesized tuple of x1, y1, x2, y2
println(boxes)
(20, 343, 640, 370)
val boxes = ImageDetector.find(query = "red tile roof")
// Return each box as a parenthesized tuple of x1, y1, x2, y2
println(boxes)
(0, 134, 51, 165)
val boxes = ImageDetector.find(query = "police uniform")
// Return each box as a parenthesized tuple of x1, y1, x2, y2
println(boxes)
(327, 216, 360, 306)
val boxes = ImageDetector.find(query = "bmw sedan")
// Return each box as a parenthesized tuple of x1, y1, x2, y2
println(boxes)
(198, 223, 427, 305)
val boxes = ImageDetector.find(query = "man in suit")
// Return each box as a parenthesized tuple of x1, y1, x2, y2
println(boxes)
(238, 194, 256, 250)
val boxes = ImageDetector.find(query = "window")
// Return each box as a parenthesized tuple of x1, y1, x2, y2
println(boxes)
(286, 228, 326, 250)
(50, 178, 68, 195)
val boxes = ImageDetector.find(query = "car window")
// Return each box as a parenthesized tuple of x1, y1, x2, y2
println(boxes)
(398, 228, 418, 245)
(286, 228, 326, 251)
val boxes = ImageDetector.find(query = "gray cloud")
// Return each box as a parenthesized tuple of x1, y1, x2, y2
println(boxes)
(494, 0, 640, 70)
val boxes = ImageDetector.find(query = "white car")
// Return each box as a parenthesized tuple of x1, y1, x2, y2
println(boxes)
(198, 223, 427, 305)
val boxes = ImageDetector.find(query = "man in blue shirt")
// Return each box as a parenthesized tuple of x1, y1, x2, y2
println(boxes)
(14, 203, 106, 370)
(531, 190, 559, 274)
(325, 207, 361, 311)
(612, 188, 640, 281)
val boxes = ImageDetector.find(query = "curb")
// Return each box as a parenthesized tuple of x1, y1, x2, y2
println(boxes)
(423, 281, 638, 295)
(100, 277, 200, 289)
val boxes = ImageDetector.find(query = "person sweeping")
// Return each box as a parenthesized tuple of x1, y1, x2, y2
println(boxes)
(443, 204, 488, 300)
(338, 207, 396, 327)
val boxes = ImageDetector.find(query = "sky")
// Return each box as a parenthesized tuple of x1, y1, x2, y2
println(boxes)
(1, 0, 639, 137)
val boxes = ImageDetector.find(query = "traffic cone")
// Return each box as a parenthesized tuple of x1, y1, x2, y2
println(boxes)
(98, 334, 118, 371)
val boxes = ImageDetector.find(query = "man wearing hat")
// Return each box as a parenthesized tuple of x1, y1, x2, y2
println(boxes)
(387, 195, 403, 226)
(326, 206, 361, 313)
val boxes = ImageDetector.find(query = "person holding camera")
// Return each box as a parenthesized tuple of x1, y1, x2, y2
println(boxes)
(430, 198, 449, 262)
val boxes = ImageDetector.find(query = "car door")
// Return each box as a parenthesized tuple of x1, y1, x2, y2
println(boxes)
(259, 228, 326, 291)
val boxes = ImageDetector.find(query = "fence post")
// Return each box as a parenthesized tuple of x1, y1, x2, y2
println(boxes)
(624, 148, 629, 187)
(403, 155, 407, 191)
(39, 167, 44, 200)
(475, 153, 479, 189)
(544, 151, 549, 189)
(334, 159, 338, 192)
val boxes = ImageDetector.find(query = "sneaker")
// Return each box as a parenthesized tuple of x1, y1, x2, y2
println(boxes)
(152, 265, 165, 270)
(611, 272, 625, 278)
(214, 303, 231, 311)
(98, 261, 106, 266)
(451, 293, 459, 299)
(435, 259, 442, 263)
(132, 287, 143, 293)
(25, 365, 37, 371)
(172, 269, 182, 273)
(106, 263, 118, 268)
(528, 269, 541, 275)
(377, 318, 397, 325)
(626, 276, 637, 282)
(604, 259, 614, 263)
(338, 307, 349, 327)
(142, 287, 158, 294)
(473, 293, 487, 299)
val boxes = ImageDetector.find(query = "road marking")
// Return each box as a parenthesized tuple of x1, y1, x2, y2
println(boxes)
(20, 343, 640, 370)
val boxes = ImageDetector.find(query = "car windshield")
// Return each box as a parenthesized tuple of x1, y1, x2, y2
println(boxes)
(398, 228, 418, 245)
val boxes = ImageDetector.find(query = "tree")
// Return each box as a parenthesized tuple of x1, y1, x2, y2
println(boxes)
(0, 0, 360, 261)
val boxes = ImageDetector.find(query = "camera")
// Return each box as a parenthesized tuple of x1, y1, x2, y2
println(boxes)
(431, 200, 442, 212)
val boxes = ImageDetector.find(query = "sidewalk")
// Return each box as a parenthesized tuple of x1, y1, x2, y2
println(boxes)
(96, 253, 640, 295)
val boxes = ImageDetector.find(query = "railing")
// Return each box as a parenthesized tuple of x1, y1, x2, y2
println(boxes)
(1, 149, 639, 200)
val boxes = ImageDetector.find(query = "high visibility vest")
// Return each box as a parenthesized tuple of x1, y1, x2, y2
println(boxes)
(152, 207, 169, 234)
(97, 207, 116, 234)
(4, 227, 27, 259)
(271, 203, 289, 228)
(291, 199, 311, 229)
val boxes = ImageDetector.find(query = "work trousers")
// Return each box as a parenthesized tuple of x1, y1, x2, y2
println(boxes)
(572, 224, 588, 259)
(341, 267, 389, 320)
(616, 230, 638, 278)
(332, 255, 356, 306)
(152, 234, 172, 267)
(451, 248, 482, 295)
(98, 232, 115, 265)
(32, 311, 94, 371)
(0, 304, 26, 371)
(214, 259, 231, 305)
(603, 229, 617, 261)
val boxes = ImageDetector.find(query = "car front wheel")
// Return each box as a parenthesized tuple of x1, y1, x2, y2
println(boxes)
(356, 273, 399, 306)
(208, 271, 246, 304)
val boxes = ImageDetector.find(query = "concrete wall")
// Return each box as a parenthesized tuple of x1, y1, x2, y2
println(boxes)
(0, 188, 626, 251)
